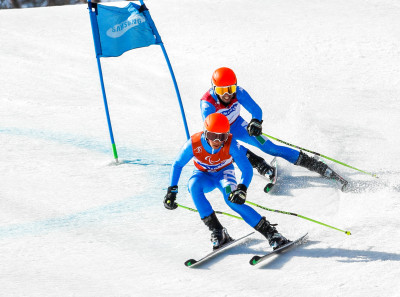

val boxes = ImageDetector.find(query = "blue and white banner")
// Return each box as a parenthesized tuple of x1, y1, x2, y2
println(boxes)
(87, 0, 190, 152)
(95, 2, 158, 57)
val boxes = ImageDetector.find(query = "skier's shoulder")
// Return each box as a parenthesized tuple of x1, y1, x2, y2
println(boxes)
(172, 137, 194, 168)
(200, 89, 215, 102)
(190, 131, 203, 145)
(178, 137, 194, 155)
(191, 132, 214, 154)
(201, 89, 223, 106)
(235, 86, 251, 100)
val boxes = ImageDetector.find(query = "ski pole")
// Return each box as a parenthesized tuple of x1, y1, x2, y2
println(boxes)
(177, 204, 244, 221)
(261, 132, 378, 178)
(245, 200, 351, 235)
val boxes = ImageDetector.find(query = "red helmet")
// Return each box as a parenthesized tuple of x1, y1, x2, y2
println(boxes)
(204, 113, 230, 142)
(212, 67, 237, 87)
(204, 113, 230, 133)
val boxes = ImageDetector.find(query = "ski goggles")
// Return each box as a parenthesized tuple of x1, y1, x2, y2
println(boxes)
(204, 130, 230, 142)
(213, 84, 237, 96)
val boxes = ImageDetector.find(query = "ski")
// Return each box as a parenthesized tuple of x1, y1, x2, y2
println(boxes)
(264, 157, 277, 193)
(184, 232, 254, 268)
(249, 233, 308, 266)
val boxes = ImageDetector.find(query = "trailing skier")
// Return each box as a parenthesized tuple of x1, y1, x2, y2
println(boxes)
(200, 67, 348, 189)
(164, 113, 290, 250)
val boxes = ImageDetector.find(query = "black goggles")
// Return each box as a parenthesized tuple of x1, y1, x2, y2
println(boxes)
(204, 130, 229, 142)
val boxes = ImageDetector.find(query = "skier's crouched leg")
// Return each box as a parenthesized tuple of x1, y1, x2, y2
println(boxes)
(188, 173, 215, 218)
(261, 140, 299, 164)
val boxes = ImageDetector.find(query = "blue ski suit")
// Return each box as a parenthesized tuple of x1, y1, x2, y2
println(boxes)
(200, 87, 300, 164)
(169, 132, 263, 228)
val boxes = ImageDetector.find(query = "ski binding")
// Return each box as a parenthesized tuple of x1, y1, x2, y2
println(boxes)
(184, 232, 254, 268)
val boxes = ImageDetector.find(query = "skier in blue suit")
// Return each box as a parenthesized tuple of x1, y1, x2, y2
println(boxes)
(200, 67, 348, 189)
(164, 113, 290, 250)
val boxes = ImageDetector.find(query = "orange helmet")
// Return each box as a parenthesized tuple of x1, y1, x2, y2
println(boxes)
(204, 113, 230, 133)
(204, 113, 230, 142)
(211, 67, 237, 96)
(212, 67, 237, 86)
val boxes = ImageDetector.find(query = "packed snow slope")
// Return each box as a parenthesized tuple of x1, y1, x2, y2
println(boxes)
(0, 1, 399, 296)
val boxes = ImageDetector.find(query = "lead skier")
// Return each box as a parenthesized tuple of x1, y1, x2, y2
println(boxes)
(164, 113, 290, 250)
(200, 67, 348, 189)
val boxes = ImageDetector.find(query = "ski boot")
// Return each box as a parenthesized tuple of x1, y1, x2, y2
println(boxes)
(211, 228, 233, 250)
(295, 151, 349, 191)
(255, 217, 290, 250)
(246, 150, 275, 178)
(202, 212, 233, 250)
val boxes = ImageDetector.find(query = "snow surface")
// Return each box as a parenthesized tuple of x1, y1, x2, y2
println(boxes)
(1, 1, 400, 296)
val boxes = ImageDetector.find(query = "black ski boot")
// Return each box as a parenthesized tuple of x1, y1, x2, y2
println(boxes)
(202, 212, 233, 250)
(295, 151, 349, 191)
(254, 217, 290, 250)
(246, 150, 275, 178)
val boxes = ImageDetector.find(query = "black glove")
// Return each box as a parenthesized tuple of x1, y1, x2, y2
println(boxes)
(247, 119, 263, 137)
(228, 184, 247, 204)
(164, 186, 178, 210)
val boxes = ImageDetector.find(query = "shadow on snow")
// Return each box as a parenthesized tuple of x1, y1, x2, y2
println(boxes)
(188, 239, 400, 269)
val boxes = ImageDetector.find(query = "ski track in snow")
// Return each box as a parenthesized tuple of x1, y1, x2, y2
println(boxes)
(0, 126, 169, 166)
(0, 127, 166, 238)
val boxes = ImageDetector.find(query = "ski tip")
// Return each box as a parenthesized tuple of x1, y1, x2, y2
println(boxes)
(300, 232, 309, 242)
(184, 259, 197, 267)
(341, 182, 350, 192)
(249, 256, 261, 266)
(264, 183, 273, 193)
(291, 233, 309, 247)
